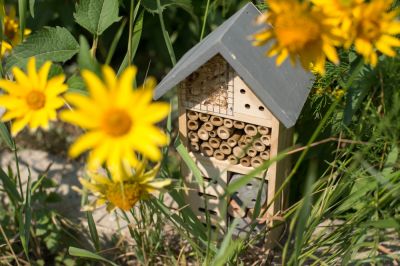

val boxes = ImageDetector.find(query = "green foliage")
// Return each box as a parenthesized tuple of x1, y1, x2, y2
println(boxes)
(5, 26, 79, 70)
(74, 0, 121, 36)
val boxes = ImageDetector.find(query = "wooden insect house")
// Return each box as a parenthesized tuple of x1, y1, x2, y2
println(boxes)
(154, 3, 313, 242)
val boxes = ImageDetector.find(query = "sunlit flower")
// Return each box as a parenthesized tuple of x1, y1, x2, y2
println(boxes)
(1, 7, 31, 56)
(253, 0, 341, 74)
(61, 65, 170, 180)
(311, 0, 363, 44)
(79, 160, 171, 212)
(0, 57, 67, 136)
(349, 0, 400, 66)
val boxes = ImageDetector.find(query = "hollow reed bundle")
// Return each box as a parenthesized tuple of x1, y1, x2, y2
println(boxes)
(187, 120, 199, 131)
(198, 113, 210, 122)
(186, 111, 273, 167)
(209, 137, 221, 149)
(217, 126, 233, 139)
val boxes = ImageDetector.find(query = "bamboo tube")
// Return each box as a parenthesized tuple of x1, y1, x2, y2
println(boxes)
(187, 120, 199, 131)
(209, 130, 217, 138)
(213, 149, 225, 160)
(219, 142, 232, 155)
(217, 126, 233, 139)
(251, 156, 263, 168)
(200, 142, 214, 157)
(244, 135, 254, 144)
(238, 140, 247, 148)
(253, 140, 266, 152)
(187, 111, 199, 121)
(244, 124, 258, 137)
(257, 125, 270, 135)
(233, 120, 245, 129)
(210, 116, 224, 126)
(198, 127, 209, 141)
(203, 122, 214, 132)
(240, 157, 251, 167)
(208, 137, 221, 149)
(188, 131, 199, 142)
(227, 155, 238, 165)
(232, 146, 246, 158)
(260, 150, 270, 160)
(223, 118, 233, 128)
(199, 113, 210, 122)
(190, 142, 200, 152)
(261, 135, 271, 146)
(246, 147, 258, 157)
(227, 132, 242, 147)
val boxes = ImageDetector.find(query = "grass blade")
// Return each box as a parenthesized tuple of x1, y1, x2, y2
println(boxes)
(18, 0, 27, 41)
(68, 247, 118, 266)
(0, 122, 13, 149)
(117, 8, 143, 75)
(86, 211, 100, 252)
(29, 0, 34, 18)
(105, 18, 127, 65)
(175, 140, 204, 187)
(0, 167, 21, 206)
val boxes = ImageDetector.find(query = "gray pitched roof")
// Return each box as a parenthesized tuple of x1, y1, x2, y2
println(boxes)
(154, 2, 314, 128)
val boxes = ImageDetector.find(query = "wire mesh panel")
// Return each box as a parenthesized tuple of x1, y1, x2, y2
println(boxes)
(180, 54, 234, 116)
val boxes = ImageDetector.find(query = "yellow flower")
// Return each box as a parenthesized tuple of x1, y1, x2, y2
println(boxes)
(253, 0, 341, 75)
(2, 7, 31, 56)
(80, 160, 171, 212)
(0, 57, 67, 136)
(61, 65, 170, 180)
(350, 0, 400, 66)
(311, 0, 363, 44)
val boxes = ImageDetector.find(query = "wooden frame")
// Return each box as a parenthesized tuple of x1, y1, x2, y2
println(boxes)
(177, 55, 293, 243)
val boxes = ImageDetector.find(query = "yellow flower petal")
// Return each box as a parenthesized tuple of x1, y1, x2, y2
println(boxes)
(11, 113, 32, 136)
(102, 65, 117, 90)
(69, 131, 104, 158)
(12, 67, 31, 88)
(38, 61, 52, 90)
(27, 57, 39, 86)
(81, 70, 109, 107)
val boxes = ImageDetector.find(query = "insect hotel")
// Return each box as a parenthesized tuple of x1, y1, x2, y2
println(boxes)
(154, 3, 313, 242)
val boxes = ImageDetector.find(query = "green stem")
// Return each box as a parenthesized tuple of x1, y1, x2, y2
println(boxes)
(200, 0, 210, 40)
(90, 35, 98, 57)
(157, 0, 176, 66)
(127, 0, 135, 66)
(12, 139, 23, 201)
(105, 18, 127, 65)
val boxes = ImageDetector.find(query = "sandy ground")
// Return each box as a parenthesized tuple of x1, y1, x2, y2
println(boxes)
(0, 148, 131, 240)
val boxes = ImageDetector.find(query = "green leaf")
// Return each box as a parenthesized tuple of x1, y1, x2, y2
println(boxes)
(74, 0, 121, 36)
(142, 0, 195, 17)
(68, 247, 118, 266)
(5, 26, 79, 71)
(77, 35, 101, 76)
(175, 140, 204, 186)
(0, 123, 13, 149)
(117, 10, 144, 75)
(29, 0, 35, 17)
(21, 170, 32, 257)
(0, 167, 22, 206)
(67, 75, 86, 93)
(364, 218, 400, 229)
(87, 212, 100, 251)
(18, 0, 27, 41)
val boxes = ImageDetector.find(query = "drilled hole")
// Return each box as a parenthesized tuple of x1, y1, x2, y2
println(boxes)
(198, 207, 218, 215)
(259, 106, 265, 111)
(198, 192, 218, 199)
(240, 89, 246, 94)
(245, 104, 250, 109)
